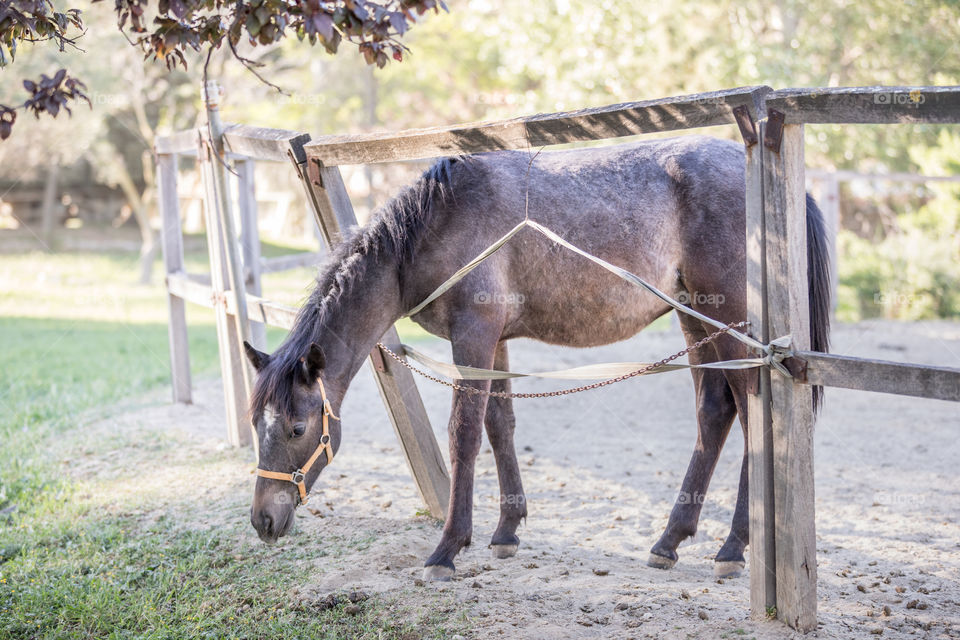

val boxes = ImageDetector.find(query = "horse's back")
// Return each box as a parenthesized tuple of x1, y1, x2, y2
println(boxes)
(408, 136, 748, 346)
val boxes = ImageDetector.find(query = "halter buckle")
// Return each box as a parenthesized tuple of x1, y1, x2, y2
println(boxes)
(291, 469, 305, 484)
(323, 399, 338, 418)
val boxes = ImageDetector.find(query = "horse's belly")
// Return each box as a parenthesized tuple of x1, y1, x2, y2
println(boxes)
(506, 288, 672, 347)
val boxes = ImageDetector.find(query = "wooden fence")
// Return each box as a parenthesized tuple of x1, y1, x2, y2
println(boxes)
(154, 84, 960, 632)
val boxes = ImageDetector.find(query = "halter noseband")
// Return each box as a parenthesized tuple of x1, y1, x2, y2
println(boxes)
(255, 378, 339, 505)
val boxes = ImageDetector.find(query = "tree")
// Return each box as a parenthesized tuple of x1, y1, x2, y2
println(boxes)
(0, 0, 87, 139)
(0, 0, 447, 140)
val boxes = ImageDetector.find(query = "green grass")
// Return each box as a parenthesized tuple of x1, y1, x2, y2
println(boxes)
(0, 244, 458, 639)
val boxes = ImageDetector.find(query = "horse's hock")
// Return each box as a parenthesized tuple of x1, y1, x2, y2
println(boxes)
(154, 84, 960, 632)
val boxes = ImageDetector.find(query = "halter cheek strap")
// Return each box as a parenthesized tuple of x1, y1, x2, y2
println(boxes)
(255, 378, 339, 505)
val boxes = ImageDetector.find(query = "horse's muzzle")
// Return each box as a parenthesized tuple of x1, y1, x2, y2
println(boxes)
(251, 503, 293, 543)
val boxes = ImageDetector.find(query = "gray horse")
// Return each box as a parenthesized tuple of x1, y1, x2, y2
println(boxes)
(244, 134, 830, 581)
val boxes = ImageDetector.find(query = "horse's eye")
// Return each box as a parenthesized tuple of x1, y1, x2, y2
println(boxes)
(292, 422, 306, 438)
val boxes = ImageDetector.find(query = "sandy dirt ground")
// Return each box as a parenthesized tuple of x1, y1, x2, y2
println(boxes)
(80, 319, 960, 639)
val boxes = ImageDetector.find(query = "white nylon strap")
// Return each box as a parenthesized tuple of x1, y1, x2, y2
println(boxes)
(403, 219, 793, 375)
(399, 343, 770, 381)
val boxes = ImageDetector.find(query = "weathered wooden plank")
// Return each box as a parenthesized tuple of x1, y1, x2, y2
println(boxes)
(223, 124, 312, 162)
(304, 86, 772, 165)
(764, 123, 817, 631)
(157, 154, 193, 404)
(369, 328, 450, 517)
(223, 290, 298, 331)
(166, 271, 215, 309)
(300, 156, 450, 520)
(199, 127, 253, 448)
(156, 128, 200, 155)
(766, 86, 960, 124)
(800, 352, 960, 402)
(260, 251, 325, 274)
(206, 85, 256, 449)
(157, 124, 310, 160)
(745, 121, 777, 618)
(806, 168, 960, 184)
(236, 158, 267, 350)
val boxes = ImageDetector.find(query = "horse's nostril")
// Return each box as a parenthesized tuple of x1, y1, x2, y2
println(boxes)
(261, 513, 273, 534)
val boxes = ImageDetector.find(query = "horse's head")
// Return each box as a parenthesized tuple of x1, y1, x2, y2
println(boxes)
(243, 340, 343, 543)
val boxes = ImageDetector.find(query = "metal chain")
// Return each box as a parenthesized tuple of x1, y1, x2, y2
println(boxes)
(375, 321, 750, 400)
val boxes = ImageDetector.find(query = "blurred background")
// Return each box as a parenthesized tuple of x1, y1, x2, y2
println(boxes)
(2, 3, 959, 637)
(2, 0, 959, 323)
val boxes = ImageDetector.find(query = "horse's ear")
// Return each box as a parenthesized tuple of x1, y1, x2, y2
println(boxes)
(243, 341, 270, 372)
(302, 342, 326, 380)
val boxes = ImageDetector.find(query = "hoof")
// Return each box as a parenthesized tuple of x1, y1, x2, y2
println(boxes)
(647, 552, 677, 570)
(490, 543, 518, 559)
(714, 560, 746, 579)
(423, 565, 455, 582)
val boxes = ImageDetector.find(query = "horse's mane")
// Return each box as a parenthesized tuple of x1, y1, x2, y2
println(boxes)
(249, 157, 462, 422)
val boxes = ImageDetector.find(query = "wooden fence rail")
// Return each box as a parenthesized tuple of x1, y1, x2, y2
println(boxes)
(303, 86, 771, 165)
(155, 84, 960, 634)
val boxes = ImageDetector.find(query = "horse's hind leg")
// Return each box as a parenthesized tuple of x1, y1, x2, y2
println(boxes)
(648, 315, 738, 571)
(484, 342, 527, 559)
(714, 439, 749, 578)
(712, 340, 755, 578)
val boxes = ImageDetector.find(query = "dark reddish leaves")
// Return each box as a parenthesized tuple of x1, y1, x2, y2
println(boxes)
(0, 0, 447, 140)
(0, 1, 89, 140)
(0, 0, 83, 60)
(21, 69, 90, 119)
(0, 107, 16, 140)
(101, 0, 447, 71)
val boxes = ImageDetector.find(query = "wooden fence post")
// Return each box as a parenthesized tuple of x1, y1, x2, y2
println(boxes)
(763, 121, 817, 631)
(236, 158, 267, 350)
(157, 152, 193, 404)
(745, 121, 777, 619)
(40, 161, 60, 250)
(200, 81, 254, 448)
(290, 149, 450, 520)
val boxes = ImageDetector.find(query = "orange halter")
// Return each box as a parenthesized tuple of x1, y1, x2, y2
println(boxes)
(255, 378, 339, 505)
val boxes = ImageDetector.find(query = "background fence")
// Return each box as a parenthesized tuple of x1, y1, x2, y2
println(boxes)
(155, 84, 960, 632)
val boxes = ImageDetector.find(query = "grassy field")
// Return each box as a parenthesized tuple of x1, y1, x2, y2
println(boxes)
(0, 243, 458, 639)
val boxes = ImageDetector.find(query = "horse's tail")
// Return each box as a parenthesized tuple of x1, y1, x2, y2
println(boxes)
(805, 192, 831, 412)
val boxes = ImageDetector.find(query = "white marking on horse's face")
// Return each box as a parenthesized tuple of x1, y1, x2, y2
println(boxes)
(261, 404, 280, 446)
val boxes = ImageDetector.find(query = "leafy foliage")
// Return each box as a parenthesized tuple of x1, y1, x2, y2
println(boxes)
(109, 0, 445, 69)
(0, 0, 446, 140)
(0, 0, 86, 139)
(836, 130, 960, 321)
(21, 68, 88, 117)
(0, 0, 82, 65)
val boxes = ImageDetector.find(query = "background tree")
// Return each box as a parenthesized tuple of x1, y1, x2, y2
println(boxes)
(2, 0, 958, 317)
(0, 0, 447, 139)
(1, 0, 445, 282)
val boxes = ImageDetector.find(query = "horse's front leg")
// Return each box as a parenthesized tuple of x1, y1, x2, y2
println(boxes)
(423, 324, 500, 581)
